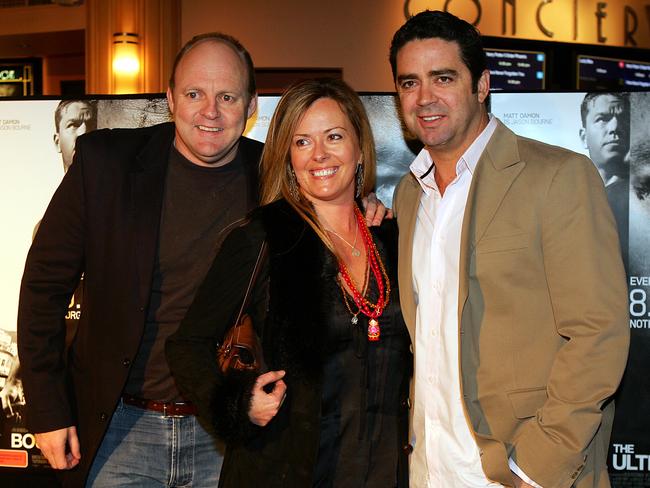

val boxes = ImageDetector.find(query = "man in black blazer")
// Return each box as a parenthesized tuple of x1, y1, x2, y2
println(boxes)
(18, 33, 262, 487)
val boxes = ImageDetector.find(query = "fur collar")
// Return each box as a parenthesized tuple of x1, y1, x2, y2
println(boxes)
(252, 200, 338, 381)
(251, 200, 397, 383)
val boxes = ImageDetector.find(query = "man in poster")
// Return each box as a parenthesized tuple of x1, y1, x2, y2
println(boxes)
(53, 100, 97, 173)
(52, 100, 97, 344)
(609, 92, 650, 486)
(579, 92, 630, 270)
(390, 10, 629, 488)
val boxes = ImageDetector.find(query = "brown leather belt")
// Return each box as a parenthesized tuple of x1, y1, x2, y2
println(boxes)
(122, 394, 198, 416)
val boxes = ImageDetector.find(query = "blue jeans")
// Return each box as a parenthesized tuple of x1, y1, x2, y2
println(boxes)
(86, 399, 224, 487)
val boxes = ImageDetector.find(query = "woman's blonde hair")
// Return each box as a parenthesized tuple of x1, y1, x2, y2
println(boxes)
(259, 78, 376, 250)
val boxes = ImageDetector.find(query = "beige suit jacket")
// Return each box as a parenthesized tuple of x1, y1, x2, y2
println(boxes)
(393, 120, 629, 488)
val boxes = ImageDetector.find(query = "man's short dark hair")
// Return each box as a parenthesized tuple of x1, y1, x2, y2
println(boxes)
(580, 92, 630, 127)
(389, 10, 486, 93)
(168, 32, 256, 99)
(54, 99, 97, 133)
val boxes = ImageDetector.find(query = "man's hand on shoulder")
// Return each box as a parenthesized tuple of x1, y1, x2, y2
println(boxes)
(361, 193, 393, 226)
(36, 426, 81, 470)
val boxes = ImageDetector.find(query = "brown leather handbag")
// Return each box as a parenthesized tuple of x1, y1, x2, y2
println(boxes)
(216, 241, 268, 375)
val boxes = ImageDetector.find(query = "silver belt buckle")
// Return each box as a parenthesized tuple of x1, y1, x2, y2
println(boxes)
(162, 402, 186, 418)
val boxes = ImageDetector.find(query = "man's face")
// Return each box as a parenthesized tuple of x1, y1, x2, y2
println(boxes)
(166, 41, 257, 167)
(395, 37, 489, 162)
(580, 95, 630, 170)
(54, 101, 96, 172)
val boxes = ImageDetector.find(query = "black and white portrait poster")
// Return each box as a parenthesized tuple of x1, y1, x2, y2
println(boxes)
(493, 91, 650, 487)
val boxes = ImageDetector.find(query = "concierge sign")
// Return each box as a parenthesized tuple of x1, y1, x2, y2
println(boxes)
(405, 0, 650, 49)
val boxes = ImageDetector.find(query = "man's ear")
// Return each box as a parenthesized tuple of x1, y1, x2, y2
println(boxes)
(166, 87, 175, 116)
(477, 69, 490, 104)
(579, 127, 587, 149)
(247, 94, 258, 119)
(53, 133, 61, 153)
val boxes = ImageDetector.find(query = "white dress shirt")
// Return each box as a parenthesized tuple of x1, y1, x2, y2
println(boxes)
(409, 117, 506, 488)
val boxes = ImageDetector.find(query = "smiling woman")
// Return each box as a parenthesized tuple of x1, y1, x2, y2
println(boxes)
(290, 97, 361, 207)
(166, 78, 412, 488)
(259, 78, 376, 250)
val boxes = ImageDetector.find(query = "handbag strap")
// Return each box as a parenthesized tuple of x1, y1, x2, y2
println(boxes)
(234, 240, 268, 324)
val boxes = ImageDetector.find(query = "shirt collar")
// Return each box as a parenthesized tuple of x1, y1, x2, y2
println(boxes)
(410, 115, 498, 195)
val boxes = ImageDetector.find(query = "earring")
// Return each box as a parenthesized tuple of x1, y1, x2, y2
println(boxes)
(288, 168, 300, 200)
(355, 161, 364, 198)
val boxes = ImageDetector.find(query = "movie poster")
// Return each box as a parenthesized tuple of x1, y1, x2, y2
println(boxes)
(0, 92, 648, 486)
(492, 91, 649, 487)
(1, 100, 64, 473)
(361, 95, 418, 206)
(609, 91, 650, 488)
(0, 95, 280, 476)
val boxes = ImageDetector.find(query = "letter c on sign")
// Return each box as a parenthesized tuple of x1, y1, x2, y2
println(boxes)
(536, 0, 554, 38)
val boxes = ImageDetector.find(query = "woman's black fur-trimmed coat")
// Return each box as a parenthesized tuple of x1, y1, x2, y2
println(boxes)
(166, 199, 410, 487)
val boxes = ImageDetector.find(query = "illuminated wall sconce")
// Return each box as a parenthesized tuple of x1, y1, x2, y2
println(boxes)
(112, 32, 140, 94)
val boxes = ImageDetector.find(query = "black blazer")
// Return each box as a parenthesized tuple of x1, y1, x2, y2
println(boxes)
(17, 122, 262, 487)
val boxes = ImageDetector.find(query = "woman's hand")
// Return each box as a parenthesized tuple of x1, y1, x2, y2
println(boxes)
(248, 370, 287, 426)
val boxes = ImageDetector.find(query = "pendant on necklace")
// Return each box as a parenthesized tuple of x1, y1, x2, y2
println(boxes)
(367, 319, 380, 341)
(351, 248, 361, 257)
(351, 315, 359, 325)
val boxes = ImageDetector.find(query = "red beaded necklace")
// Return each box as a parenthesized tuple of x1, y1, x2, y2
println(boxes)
(337, 205, 391, 341)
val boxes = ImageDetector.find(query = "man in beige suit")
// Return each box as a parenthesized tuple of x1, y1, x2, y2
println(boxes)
(390, 11, 629, 488)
